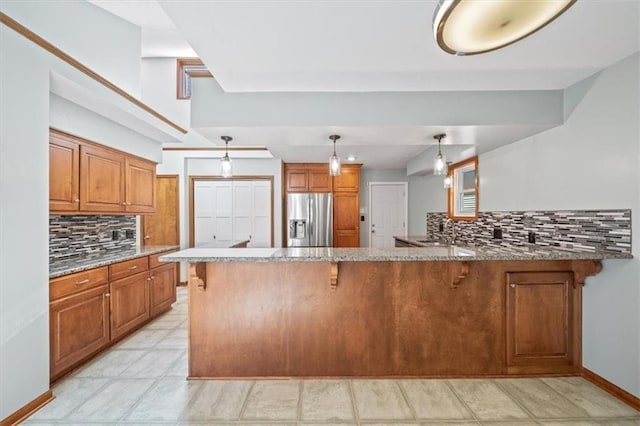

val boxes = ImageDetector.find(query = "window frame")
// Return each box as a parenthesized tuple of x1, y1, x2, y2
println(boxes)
(447, 156, 479, 221)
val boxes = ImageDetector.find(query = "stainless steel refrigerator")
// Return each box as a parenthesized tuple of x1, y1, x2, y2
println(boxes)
(287, 193, 333, 247)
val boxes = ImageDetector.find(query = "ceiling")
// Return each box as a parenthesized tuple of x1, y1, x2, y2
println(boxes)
(89, 0, 640, 170)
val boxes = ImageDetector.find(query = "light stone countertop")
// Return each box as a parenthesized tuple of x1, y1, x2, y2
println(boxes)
(50, 245, 180, 278)
(159, 244, 632, 263)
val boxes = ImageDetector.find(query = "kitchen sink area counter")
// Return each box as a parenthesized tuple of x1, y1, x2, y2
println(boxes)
(49, 245, 180, 278)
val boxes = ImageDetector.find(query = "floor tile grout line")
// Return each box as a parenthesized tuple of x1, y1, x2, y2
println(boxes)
(347, 379, 361, 426)
(395, 379, 418, 421)
(492, 379, 538, 421)
(297, 379, 304, 422)
(536, 376, 594, 418)
(444, 379, 481, 424)
(237, 380, 257, 420)
(113, 376, 164, 422)
(36, 376, 114, 422)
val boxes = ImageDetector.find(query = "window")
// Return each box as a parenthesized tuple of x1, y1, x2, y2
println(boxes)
(176, 58, 212, 99)
(447, 156, 478, 220)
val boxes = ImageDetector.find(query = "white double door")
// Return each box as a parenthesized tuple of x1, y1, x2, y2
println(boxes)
(194, 180, 271, 248)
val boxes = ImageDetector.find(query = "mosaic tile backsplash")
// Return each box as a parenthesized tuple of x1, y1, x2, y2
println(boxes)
(426, 209, 631, 254)
(50, 215, 136, 262)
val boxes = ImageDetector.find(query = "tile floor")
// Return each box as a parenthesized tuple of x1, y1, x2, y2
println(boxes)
(26, 287, 639, 425)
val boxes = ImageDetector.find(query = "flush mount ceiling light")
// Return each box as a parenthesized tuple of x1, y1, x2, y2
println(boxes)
(329, 135, 341, 176)
(220, 135, 232, 178)
(433, 0, 577, 56)
(346, 155, 357, 162)
(433, 134, 447, 176)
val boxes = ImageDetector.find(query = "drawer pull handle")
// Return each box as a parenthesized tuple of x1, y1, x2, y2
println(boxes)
(510, 283, 516, 288)
(75, 279, 90, 285)
(128, 266, 138, 270)
(105, 293, 111, 298)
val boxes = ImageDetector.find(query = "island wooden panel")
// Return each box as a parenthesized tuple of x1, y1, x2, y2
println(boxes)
(188, 259, 596, 378)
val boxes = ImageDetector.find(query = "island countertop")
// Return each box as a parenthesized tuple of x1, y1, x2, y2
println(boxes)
(160, 244, 631, 263)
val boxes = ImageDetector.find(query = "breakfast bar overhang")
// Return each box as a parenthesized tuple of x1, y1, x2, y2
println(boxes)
(161, 246, 629, 379)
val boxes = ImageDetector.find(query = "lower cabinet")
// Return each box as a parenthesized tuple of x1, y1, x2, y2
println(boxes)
(506, 271, 579, 374)
(49, 251, 177, 381)
(110, 271, 151, 340)
(333, 192, 360, 247)
(150, 263, 177, 317)
(50, 284, 110, 379)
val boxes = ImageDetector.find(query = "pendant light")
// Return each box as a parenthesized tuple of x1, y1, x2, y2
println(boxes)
(443, 162, 453, 188)
(433, 134, 447, 176)
(433, 0, 576, 56)
(329, 134, 341, 176)
(220, 135, 232, 178)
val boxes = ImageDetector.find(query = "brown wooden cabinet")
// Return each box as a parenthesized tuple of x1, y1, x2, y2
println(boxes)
(150, 263, 177, 317)
(49, 132, 80, 211)
(109, 271, 150, 340)
(284, 164, 332, 193)
(333, 164, 361, 247)
(50, 129, 156, 214)
(49, 284, 110, 379)
(506, 271, 579, 374)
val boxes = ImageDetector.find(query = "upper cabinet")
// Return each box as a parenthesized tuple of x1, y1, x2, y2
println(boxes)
(284, 163, 332, 193)
(50, 129, 156, 214)
(333, 165, 360, 192)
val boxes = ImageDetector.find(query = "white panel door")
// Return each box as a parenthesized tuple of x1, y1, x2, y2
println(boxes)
(251, 181, 272, 247)
(370, 183, 408, 248)
(213, 181, 233, 246)
(232, 181, 252, 246)
(193, 181, 216, 247)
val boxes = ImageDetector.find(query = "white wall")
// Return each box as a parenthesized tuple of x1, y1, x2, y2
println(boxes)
(141, 58, 190, 129)
(1, 0, 142, 97)
(359, 168, 408, 246)
(409, 53, 640, 396)
(0, 5, 162, 419)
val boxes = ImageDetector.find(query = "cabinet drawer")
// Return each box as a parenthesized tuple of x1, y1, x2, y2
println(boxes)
(149, 251, 176, 269)
(50, 266, 108, 301)
(109, 257, 149, 281)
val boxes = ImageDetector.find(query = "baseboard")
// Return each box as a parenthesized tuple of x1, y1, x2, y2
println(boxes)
(0, 389, 54, 425)
(178, 281, 188, 286)
(582, 367, 640, 411)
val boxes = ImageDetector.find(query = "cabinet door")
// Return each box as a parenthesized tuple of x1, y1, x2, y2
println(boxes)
(506, 271, 578, 374)
(308, 167, 332, 192)
(333, 192, 360, 247)
(150, 263, 177, 317)
(126, 157, 156, 213)
(110, 272, 150, 340)
(50, 285, 110, 379)
(49, 132, 80, 212)
(80, 144, 125, 212)
(333, 164, 360, 192)
(285, 168, 309, 192)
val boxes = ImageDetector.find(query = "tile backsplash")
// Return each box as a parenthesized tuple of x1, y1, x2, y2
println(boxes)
(50, 215, 136, 262)
(426, 209, 631, 254)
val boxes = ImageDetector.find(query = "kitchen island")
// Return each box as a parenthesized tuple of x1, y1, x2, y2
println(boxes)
(161, 246, 629, 379)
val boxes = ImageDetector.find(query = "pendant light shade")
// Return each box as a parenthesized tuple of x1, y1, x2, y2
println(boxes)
(433, 0, 576, 56)
(443, 162, 453, 188)
(329, 134, 341, 176)
(433, 134, 447, 176)
(220, 136, 232, 178)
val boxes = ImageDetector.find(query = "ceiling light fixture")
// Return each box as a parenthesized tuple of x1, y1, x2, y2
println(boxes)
(329, 135, 341, 176)
(346, 155, 357, 162)
(433, 134, 447, 176)
(443, 162, 453, 188)
(220, 135, 232, 178)
(433, 0, 577, 56)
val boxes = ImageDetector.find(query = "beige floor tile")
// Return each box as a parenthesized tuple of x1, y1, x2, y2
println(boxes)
(125, 377, 202, 421)
(183, 380, 252, 421)
(479, 422, 538, 426)
(351, 380, 413, 421)
(119, 349, 184, 378)
(155, 328, 189, 349)
(29, 378, 109, 420)
(114, 329, 172, 349)
(164, 350, 189, 377)
(419, 422, 479, 426)
(300, 380, 354, 421)
(143, 315, 186, 330)
(400, 379, 473, 420)
(241, 380, 300, 420)
(66, 379, 154, 421)
(539, 420, 640, 426)
(73, 349, 146, 378)
(497, 378, 589, 418)
(360, 423, 421, 426)
(448, 379, 530, 421)
(541, 377, 639, 417)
